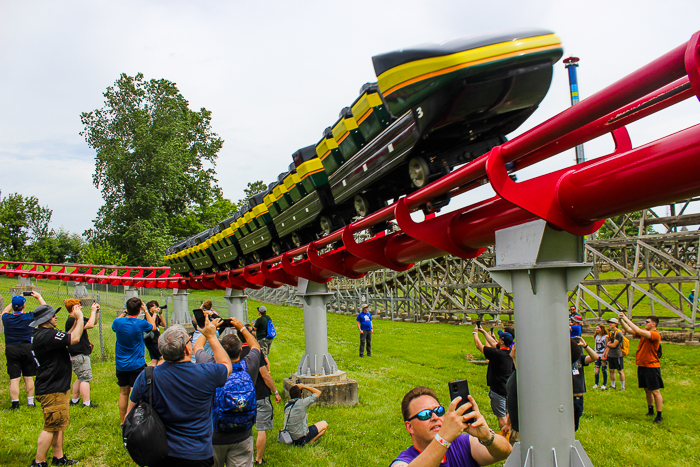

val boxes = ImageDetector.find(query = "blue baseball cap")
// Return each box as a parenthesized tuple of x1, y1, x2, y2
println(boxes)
(11, 296, 26, 310)
(498, 330, 514, 347)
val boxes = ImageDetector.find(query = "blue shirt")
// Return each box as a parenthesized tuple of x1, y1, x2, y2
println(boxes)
(3, 312, 34, 345)
(570, 324, 582, 338)
(130, 360, 228, 460)
(356, 311, 373, 331)
(112, 317, 153, 371)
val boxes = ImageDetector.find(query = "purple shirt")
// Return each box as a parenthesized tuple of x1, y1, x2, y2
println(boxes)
(391, 434, 477, 467)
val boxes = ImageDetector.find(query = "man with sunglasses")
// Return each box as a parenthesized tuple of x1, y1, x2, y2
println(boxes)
(391, 387, 511, 467)
(617, 313, 664, 424)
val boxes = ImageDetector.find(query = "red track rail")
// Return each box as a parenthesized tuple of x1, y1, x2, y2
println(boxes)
(3, 31, 700, 291)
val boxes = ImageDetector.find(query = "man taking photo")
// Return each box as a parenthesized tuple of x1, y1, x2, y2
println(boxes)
(112, 297, 156, 423)
(30, 303, 84, 466)
(617, 313, 664, 423)
(472, 326, 514, 431)
(390, 387, 511, 466)
(2, 292, 45, 410)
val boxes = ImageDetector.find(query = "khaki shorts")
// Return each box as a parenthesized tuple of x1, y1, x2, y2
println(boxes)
(71, 354, 93, 382)
(36, 391, 70, 432)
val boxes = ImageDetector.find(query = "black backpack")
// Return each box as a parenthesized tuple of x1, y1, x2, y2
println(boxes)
(122, 367, 168, 466)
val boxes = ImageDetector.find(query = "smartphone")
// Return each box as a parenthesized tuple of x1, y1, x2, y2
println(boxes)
(218, 318, 233, 329)
(475, 319, 481, 328)
(448, 379, 473, 413)
(192, 308, 206, 329)
(22, 291, 33, 296)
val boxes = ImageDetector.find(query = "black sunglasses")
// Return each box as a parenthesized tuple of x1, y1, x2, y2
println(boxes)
(407, 405, 445, 421)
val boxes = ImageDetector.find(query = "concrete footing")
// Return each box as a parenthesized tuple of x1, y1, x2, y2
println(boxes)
(282, 371, 358, 406)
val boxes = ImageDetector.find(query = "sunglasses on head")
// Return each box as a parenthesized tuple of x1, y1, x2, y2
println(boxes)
(407, 405, 445, 421)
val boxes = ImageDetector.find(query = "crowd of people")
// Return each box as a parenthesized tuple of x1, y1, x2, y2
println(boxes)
(2, 292, 666, 467)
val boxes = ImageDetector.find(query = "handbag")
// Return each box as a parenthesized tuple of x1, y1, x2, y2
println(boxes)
(277, 400, 297, 445)
(122, 367, 168, 466)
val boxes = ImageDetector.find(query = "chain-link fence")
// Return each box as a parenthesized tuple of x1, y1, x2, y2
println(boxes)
(0, 280, 240, 379)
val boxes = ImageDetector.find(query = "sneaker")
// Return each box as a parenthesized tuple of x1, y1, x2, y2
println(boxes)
(653, 416, 663, 424)
(254, 460, 267, 465)
(600, 385, 607, 390)
(51, 456, 79, 465)
(647, 411, 655, 416)
(30, 461, 48, 467)
(27, 403, 36, 408)
(69, 400, 80, 406)
(620, 387, 626, 391)
(82, 403, 99, 409)
(592, 384, 598, 389)
(610, 385, 616, 390)
(359, 354, 364, 358)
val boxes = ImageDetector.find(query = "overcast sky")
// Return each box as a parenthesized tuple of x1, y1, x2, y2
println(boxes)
(1, 0, 699, 236)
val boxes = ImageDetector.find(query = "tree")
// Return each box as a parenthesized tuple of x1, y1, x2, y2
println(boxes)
(236, 181, 267, 211)
(80, 73, 226, 266)
(29, 228, 85, 264)
(80, 241, 128, 266)
(0, 191, 52, 260)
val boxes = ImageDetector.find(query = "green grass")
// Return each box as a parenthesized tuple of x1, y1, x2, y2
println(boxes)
(1, 298, 698, 466)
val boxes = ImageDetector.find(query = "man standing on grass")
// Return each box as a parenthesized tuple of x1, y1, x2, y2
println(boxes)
(356, 304, 373, 357)
(472, 326, 514, 431)
(252, 306, 274, 357)
(30, 303, 83, 466)
(112, 297, 156, 423)
(391, 387, 511, 467)
(128, 317, 232, 466)
(64, 299, 100, 408)
(239, 324, 282, 466)
(195, 317, 260, 467)
(2, 292, 44, 410)
(617, 313, 664, 424)
(606, 318, 626, 391)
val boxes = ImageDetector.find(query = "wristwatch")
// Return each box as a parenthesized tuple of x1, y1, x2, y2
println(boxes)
(274, 390, 279, 394)
(479, 429, 496, 446)
(434, 433, 450, 449)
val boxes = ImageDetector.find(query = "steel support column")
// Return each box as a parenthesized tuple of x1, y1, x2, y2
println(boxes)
(295, 278, 339, 376)
(124, 286, 139, 306)
(171, 288, 190, 325)
(224, 288, 248, 322)
(490, 220, 594, 467)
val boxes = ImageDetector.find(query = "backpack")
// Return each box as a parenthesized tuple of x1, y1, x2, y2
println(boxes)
(656, 343, 663, 359)
(213, 360, 257, 432)
(609, 330, 630, 357)
(266, 318, 277, 340)
(122, 367, 168, 466)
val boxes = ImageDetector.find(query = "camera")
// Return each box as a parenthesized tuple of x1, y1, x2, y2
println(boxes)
(160, 304, 168, 310)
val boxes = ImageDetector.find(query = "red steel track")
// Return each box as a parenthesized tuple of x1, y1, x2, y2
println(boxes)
(3, 32, 700, 291)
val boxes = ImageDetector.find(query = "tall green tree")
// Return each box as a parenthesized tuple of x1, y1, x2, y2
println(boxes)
(0, 191, 52, 260)
(29, 228, 85, 264)
(80, 73, 227, 266)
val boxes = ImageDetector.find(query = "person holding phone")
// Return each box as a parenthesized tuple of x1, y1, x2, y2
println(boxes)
(2, 291, 45, 410)
(390, 386, 511, 467)
(112, 297, 156, 423)
(472, 326, 514, 431)
(64, 299, 100, 408)
(144, 300, 166, 367)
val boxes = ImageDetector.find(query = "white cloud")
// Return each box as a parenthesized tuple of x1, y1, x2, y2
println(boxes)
(1, 0, 699, 236)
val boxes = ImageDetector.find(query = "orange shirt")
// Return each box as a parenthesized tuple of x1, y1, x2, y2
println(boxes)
(635, 330, 661, 368)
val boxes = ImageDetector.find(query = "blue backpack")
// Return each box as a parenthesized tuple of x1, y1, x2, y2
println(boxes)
(266, 318, 277, 339)
(213, 360, 256, 432)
